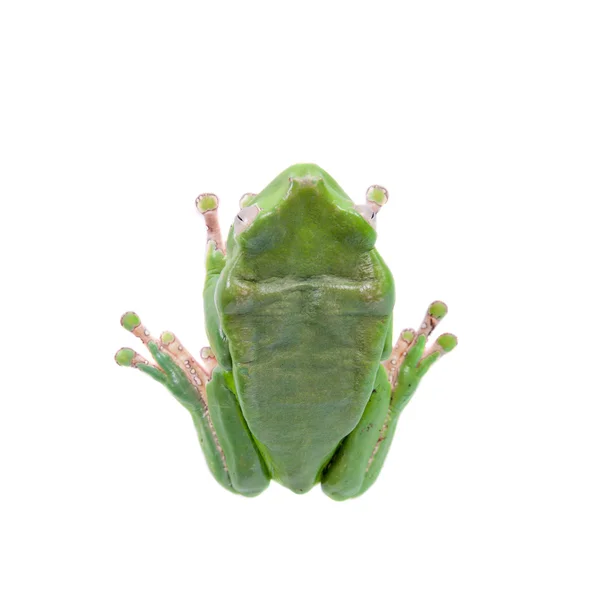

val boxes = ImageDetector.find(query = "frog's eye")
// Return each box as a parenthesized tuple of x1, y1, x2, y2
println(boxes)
(355, 205, 377, 229)
(234, 205, 261, 235)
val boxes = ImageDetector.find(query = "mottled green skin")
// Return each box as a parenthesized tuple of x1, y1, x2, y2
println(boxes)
(216, 166, 394, 492)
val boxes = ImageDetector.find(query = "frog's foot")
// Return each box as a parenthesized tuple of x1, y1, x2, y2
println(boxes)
(115, 312, 270, 497)
(356, 304, 456, 495)
(196, 193, 225, 253)
(383, 300, 457, 391)
(115, 312, 233, 488)
(115, 311, 216, 411)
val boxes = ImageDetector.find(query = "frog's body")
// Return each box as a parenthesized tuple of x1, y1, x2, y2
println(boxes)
(219, 168, 394, 491)
(116, 164, 457, 499)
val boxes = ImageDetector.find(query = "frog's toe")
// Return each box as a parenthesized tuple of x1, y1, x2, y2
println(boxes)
(120, 311, 159, 345)
(158, 331, 211, 382)
(195, 193, 219, 214)
(118, 314, 168, 375)
(200, 346, 218, 375)
(120, 311, 141, 332)
(418, 300, 448, 337)
(417, 333, 458, 375)
(427, 300, 448, 320)
(115, 341, 171, 387)
(366, 185, 388, 213)
(115, 347, 145, 367)
(436, 332, 458, 354)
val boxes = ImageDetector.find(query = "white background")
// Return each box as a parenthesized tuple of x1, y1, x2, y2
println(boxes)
(1, 1, 599, 598)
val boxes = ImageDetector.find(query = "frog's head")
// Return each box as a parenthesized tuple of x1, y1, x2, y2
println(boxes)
(221, 164, 387, 278)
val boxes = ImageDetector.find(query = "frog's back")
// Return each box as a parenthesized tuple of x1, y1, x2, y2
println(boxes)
(216, 166, 394, 493)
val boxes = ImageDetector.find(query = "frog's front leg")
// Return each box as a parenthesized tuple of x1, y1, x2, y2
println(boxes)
(115, 315, 270, 497)
(321, 302, 457, 501)
(196, 193, 232, 370)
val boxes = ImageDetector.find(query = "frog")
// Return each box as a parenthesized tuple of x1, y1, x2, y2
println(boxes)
(115, 164, 457, 500)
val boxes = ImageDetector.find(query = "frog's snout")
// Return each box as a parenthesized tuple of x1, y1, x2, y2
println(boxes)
(285, 175, 327, 206)
(288, 175, 325, 191)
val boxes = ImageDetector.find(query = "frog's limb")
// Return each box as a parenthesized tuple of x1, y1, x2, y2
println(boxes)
(321, 301, 457, 501)
(196, 194, 232, 369)
(383, 300, 449, 388)
(359, 330, 457, 497)
(321, 365, 391, 500)
(195, 193, 225, 252)
(381, 316, 394, 360)
(206, 367, 270, 496)
(116, 313, 269, 496)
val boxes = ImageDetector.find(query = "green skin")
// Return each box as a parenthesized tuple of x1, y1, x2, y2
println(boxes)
(116, 164, 457, 500)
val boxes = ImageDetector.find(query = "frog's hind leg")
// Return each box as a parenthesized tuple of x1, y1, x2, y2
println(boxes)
(206, 366, 270, 496)
(321, 301, 457, 501)
(321, 365, 392, 500)
(115, 313, 269, 497)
